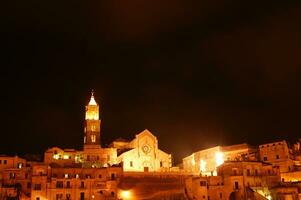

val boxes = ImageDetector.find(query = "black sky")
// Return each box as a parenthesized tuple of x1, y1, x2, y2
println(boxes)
(2, 0, 301, 163)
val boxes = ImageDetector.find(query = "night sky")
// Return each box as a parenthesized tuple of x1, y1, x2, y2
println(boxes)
(2, 0, 301, 163)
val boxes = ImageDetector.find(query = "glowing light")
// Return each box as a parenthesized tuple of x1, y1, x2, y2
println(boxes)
(88, 92, 97, 106)
(53, 154, 59, 160)
(63, 155, 69, 159)
(18, 163, 22, 169)
(191, 158, 195, 166)
(215, 152, 224, 167)
(200, 160, 207, 172)
(120, 190, 131, 199)
(267, 195, 272, 200)
(92, 195, 95, 199)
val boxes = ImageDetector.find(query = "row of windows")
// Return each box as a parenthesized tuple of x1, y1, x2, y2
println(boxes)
(260, 142, 283, 148)
(263, 154, 280, 161)
(0, 160, 8, 164)
(36, 191, 116, 200)
(53, 173, 104, 179)
(129, 161, 164, 167)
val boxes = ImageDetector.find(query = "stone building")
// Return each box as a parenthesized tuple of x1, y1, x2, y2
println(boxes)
(185, 161, 280, 200)
(44, 92, 117, 168)
(259, 140, 294, 173)
(3, 91, 301, 200)
(111, 129, 172, 172)
(30, 163, 122, 200)
(183, 143, 257, 176)
(28, 92, 123, 200)
(0, 155, 31, 200)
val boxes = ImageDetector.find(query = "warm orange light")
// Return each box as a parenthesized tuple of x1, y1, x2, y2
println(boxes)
(215, 152, 224, 167)
(200, 159, 206, 172)
(120, 190, 131, 199)
(85, 92, 99, 120)
(88, 95, 97, 106)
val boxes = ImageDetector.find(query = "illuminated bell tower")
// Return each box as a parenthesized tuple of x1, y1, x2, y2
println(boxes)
(84, 91, 101, 148)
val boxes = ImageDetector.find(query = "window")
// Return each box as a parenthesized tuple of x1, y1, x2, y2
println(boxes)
(4, 160, 7, 164)
(91, 135, 96, 143)
(91, 125, 96, 131)
(27, 182, 31, 189)
(202, 195, 205, 199)
(66, 181, 70, 188)
(9, 172, 16, 179)
(200, 181, 207, 186)
(18, 163, 22, 168)
(276, 155, 280, 159)
(36, 197, 40, 200)
(80, 192, 85, 200)
(255, 169, 258, 176)
(247, 169, 250, 176)
(264, 156, 268, 161)
(25, 173, 28, 179)
(65, 174, 69, 178)
(56, 194, 63, 200)
(130, 161, 133, 167)
(0, 160, 1, 164)
(160, 161, 163, 167)
(80, 181, 85, 188)
(56, 181, 63, 188)
(220, 193, 222, 199)
(34, 184, 42, 190)
(66, 194, 71, 200)
(234, 182, 239, 190)
(111, 192, 115, 197)
(98, 174, 102, 179)
(111, 173, 116, 180)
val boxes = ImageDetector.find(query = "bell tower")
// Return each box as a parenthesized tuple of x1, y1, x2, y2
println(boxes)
(84, 90, 101, 149)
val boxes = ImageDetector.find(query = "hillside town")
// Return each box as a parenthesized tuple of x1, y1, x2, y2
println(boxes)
(1, 92, 301, 200)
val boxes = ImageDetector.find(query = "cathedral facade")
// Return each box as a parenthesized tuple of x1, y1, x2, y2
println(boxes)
(113, 129, 172, 172)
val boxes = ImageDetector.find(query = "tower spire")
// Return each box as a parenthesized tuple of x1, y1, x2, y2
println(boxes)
(84, 90, 101, 148)
(88, 89, 97, 106)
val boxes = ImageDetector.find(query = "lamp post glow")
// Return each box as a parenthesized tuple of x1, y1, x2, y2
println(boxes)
(120, 190, 131, 199)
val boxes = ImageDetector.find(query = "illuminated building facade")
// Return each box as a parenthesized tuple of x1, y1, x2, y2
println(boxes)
(112, 129, 172, 172)
(30, 164, 122, 200)
(183, 143, 257, 176)
(3, 92, 301, 199)
(259, 140, 294, 173)
(185, 161, 280, 200)
(0, 155, 31, 200)
(44, 92, 117, 168)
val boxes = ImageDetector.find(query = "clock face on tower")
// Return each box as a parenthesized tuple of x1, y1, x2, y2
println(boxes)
(142, 144, 151, 154)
